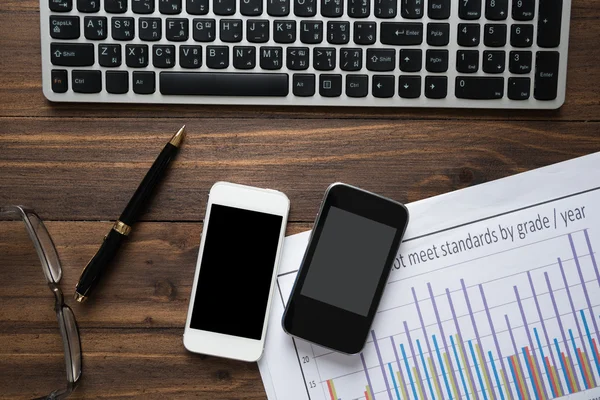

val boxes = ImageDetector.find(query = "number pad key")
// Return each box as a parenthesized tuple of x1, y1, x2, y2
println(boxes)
(509, 50, 532, 73)
(374, 0, 397, 18)
(457, 23, 480, 46)
(508, 77, 530, 100)
(294, 0, 316, 16)
(99, 44, 122, 66)
(353, 22, 376, 44)
(300, 21, 323, 44)
(348, 0, 370, 17)
(84, 16, 107, 40)
(233, 46, 256, 69)
(511, 24, 533, 47)
(485, 0, 507, 20)
(132, 0, 154, 13)
(482, 50, 505, 73)
(321, 0, 343, 17)
(459, 0, 481, 19)
(512, 0, 535, 20)
(340, 48, 362, 71)
(327, 22, 350, 44)
(159, 0, 182, 13)
(314, 47, 336, 70)
(105, 0, 128, 13)
(287, 47, 309, 70)
(484, 24, 506, 47)
(456, 50, 478, 73)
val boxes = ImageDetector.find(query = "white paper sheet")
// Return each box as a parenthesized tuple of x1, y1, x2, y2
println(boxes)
(259, 152, 600, 400)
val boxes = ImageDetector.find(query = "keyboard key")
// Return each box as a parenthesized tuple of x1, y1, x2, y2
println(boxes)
(314, 47, 336, 70)
(247, 20, 269, 43)
(84, 16, 107, 40)
(180, 45, 202, 68)
(374, 0, 397, 18)
(319, 74, 342, 97)
(241, 0, 262, 15)
(508, 77, 530, 100)
(112, 17, 135, 40)
(482, 50, 505, 73)
(260, 46, 283, 69)
(72, 70, 102, 93)
(159, 0, 182, 13)
(483, 24, 506, 47)
(287, 47, 309, 69)
(428, 0, 450, 19)
(455, 76, 503, 99)
(380, 22, 423, 45)
(459, 0, 481, 19)
(78, 0, 100, 12)
(99, 43, 122, 66)
(133, 71, 156, 94)
(139, 18, 162, 41)
(425, 76, 447, 98)
(106, 70, 129, 93)
(50, 0, 72, 12)
(193, 19, 216, 41)
(294, 0, 316, 16)
(353, 22, 376, 45)
(126, 44, 149, 67)
(50, 16, 80, 39)
(274, 20, 296, 43)
(400, 49, 422, 72)
(457, 23, 480, 46)
(51, 43, 94, 66)
(105, 0, 128, 13)
(269, 0, 291, 16)
(233, 46, 256, 69)
(153, 45, 176, 67)
(485, 0, 507, 19)
(367, 48, 395, 71)
(537, 0, 562, 47)
(321, 0, 342, 16)
(293, 73, 315, 96)
(132, 0, 155, 13)
(512, 0, 534, 20)
(51, 69, 68, 93)
(167, 18, 189, 41)
(327, 22, 350, 44)
(373, 75, 395, 98)
(214, 0, 235, 14)
(534, 51, 559, 100)
(300, 21, 323, 44)
(456, 50, 478, 73)
(340, 48, 362, 71)
(220, 19, 242, 42)
(427, 23, 449, 46)
(425, 49, 448, 72)
(511, 24, 533, 47)
(160, 72, 289, 96)
(187, 0, 208, 14)
(346, 75, 368, 97)
(206, 46, 229, 68)
(509, 50, 532, 73)
(399, 75, 421, 98)
(348, 0, 370, 17)
(401, 0, 424, 18)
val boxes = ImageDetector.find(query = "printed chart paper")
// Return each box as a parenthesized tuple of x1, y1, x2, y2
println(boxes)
(259, 152, 600, 400)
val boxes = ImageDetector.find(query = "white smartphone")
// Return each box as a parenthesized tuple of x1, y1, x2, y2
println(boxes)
(183, 182, 290, 362)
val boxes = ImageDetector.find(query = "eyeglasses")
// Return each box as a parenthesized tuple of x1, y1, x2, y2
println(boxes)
(0, 206, 82, 400)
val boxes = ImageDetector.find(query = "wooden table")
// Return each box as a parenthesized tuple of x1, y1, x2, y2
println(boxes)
(1, 0, 600, 398)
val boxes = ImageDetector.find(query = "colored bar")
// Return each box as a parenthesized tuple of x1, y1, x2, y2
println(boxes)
(388, 363, 401, 400)
(513, 286, 548, 400)
(545, 271, 581, 392)
(433, 334, 453, 399)
(527, 272, 564, 396)
(508, 356, 523, 400)
(510, 355, 528, 400)
(593, 338, 600, 370)
(412, 287, 444, 397)
(444, 352, 461, 400)
(581, 310, 600, 377)
(366, 390, 371, 400)
(522, 347, 542, 400)
(480, 284, 514, 400)
(489, 351, 505, 400)
(417, 339, 436, 399)
(361, 353, 377, 400)
(366, 385, 374, 400)
(391, 336, 411, 400)
(582, 352, 595, 389)
(469, 340, 488, 400)
(461, 280, 497, 400)
(447, 288, 479, 400)
(583, 229, 600, 285)
(473, 344, 493, 400)
(404, 321, 428, 400)
(528, 347, 545, 400)
(401, 343, 420, 400)
(549, 363, 562, 397)
(555, 339, 573, 394)
(577, 348, 593, 389)
(563, 353, 578, 393)
(505, 315, 531, 400)
(451, 334, 471, 400)
(428, 283, 461, 399)
(569, 328, 588, 389)
(414, 367, 427, 400)
(534, 328, 556, 398)
(428, 357, 444, 400)
(327, 380, 338, 400)
(371, 330, 393, 400)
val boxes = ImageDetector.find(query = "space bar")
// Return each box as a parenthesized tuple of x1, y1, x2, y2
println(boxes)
(160, 72, 289, 96)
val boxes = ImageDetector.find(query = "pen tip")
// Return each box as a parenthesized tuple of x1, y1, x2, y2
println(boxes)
(169, 125, 187, 148)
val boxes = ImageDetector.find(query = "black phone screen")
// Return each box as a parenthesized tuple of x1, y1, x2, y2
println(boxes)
(190, 204, 283, 340)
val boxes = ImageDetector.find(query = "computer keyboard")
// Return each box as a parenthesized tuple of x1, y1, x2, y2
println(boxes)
(41, 0, 570, 108)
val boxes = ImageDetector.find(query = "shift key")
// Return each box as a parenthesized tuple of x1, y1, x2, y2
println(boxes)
(380, 23, 423, 45)
(51, 43, 94, 66)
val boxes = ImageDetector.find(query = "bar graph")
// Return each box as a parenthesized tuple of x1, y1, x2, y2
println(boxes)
(286, 229, 600, 400)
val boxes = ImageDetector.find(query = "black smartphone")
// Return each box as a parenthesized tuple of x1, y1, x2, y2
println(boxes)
(282, 183, 409, 354)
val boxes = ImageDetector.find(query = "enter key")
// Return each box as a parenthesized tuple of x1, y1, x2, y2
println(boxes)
(534, 51, 559, 100)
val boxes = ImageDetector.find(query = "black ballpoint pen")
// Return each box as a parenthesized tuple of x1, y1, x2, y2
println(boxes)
(74, 125, 186, 303)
